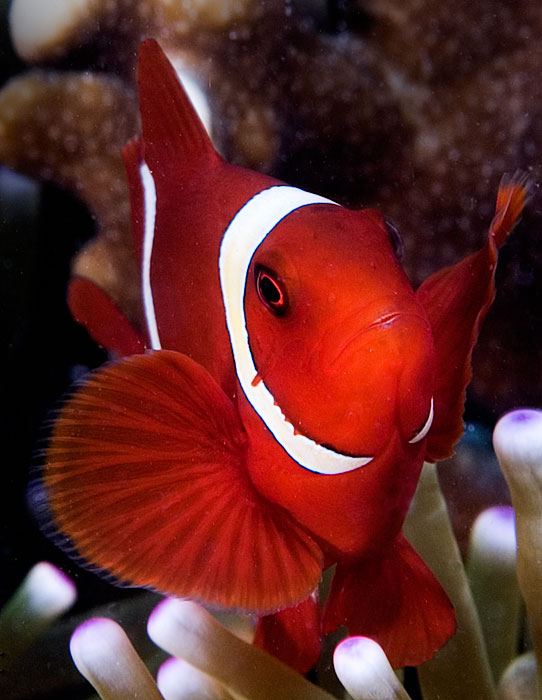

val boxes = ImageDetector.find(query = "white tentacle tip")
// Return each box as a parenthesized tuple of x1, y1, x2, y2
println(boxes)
(24, 561, 77, 618)
(70, 618, 126, 675)
(470, 505, 517, 565)
(149, 597, 191, 628)
(493, 409, 542, 478)
(70, 617, 165, 700)
(334, 636, 410, 700)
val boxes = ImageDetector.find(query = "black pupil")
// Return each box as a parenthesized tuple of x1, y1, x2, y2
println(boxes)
(260, 274, 281, 305)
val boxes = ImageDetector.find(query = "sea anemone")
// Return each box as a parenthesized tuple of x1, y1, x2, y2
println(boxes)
(4, 408, 542, 700)
(1, 1, 542, 698)
(493, 409, 542, 698)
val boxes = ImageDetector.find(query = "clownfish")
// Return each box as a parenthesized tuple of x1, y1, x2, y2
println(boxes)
(40, 39, 527, 672)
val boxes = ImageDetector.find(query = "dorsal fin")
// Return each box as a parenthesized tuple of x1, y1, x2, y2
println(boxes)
(137, 39, 219, 179)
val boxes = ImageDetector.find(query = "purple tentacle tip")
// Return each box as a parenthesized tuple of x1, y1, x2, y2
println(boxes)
(334, 635, 379, 661)
(511, 410, 537, 424)
(493, 504, 515, 525)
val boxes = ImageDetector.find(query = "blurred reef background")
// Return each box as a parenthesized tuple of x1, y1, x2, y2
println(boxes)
(0, 0, 541, 697)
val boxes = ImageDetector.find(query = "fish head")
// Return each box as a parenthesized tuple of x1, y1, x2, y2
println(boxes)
(241, 202, 435, 469)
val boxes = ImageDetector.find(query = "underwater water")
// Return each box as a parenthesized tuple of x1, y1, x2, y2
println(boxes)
(1, 1, 542, 699)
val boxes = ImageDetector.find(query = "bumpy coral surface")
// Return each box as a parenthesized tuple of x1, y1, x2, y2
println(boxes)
(1, 0, 541, 413)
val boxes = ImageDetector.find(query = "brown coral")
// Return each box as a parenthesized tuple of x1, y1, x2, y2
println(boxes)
(1, 0, 541, 414)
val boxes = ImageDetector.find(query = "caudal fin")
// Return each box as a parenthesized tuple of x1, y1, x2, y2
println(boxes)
(322, 534, 455, 668)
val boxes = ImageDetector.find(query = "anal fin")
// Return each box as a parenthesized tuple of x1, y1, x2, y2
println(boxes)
(322, 534, 455, 668)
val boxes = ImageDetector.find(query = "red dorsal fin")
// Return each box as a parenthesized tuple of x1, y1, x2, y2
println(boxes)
(416, 174, 528, 461)
(137, 39, 219, 179)
(41, 351, 323, 613)
(322, 534, 455, 668)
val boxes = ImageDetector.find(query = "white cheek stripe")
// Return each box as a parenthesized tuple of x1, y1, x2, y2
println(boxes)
(219, 185, 374, 475)
(409, 397, 434, 443)
(140, 162, 162, 350)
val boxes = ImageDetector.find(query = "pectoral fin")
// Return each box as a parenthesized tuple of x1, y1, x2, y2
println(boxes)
(39, 350, 323, 613)
(416, 175, 528, 461)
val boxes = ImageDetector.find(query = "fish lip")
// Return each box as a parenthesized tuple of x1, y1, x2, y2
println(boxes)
(365, 311, 402, 331)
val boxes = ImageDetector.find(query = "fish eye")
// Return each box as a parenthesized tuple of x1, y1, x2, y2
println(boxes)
(255, 266, 288, 315)
(384, 219, 404, 260)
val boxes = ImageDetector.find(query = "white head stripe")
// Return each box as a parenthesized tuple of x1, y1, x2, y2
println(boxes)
(219, 185, 374, 475)
(140, 162, 162, 350)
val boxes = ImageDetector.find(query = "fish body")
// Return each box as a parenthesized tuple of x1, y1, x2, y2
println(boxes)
(146, 180, 434, 554)
(46, 39, 528, 671)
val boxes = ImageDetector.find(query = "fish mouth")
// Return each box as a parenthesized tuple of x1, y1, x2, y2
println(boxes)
(368, 311, 402, 327)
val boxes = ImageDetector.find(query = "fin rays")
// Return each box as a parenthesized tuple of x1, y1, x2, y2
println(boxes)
(137, 40, 219, 179)
(417, 174, 528, 460)
(41, 351, 322, 613)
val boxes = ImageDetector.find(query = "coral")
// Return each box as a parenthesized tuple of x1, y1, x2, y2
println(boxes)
(2, 1, 542, 696)
(0, 0, 541, 413)
(0, 70, 140, 320)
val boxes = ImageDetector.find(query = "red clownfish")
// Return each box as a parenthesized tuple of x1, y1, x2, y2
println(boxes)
(41, 39, 527, 672)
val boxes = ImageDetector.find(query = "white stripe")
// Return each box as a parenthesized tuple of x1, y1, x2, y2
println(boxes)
(140, 163, 161, 350)
(409, 397, 434, 443)
(219, 185, 374, 475)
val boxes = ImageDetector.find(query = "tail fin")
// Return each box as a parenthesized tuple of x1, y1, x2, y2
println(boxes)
(137, 39, 219, 179)
(322, 535, 455, 668)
